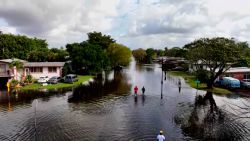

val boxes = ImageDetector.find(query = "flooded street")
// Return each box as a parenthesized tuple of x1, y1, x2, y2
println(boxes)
(0, 61, 249, 141)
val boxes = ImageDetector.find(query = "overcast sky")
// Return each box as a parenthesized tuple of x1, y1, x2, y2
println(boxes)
(1, 0, 250, 49)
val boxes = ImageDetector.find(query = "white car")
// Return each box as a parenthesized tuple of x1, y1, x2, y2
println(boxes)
(37, 76, 49, 83)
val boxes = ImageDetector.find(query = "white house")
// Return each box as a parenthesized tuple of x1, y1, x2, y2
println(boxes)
(23, 62, 65, 79)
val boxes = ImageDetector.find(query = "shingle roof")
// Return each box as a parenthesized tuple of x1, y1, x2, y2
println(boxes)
(24, 62, 65, 67)
(226, 67, 250, 73)
(0, 58, 27, 63)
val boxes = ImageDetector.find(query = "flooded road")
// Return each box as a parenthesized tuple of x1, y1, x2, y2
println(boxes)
(0, 60, 249, 141)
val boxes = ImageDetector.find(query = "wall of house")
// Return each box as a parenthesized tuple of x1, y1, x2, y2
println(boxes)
(225, 72, 247, 81)
(28, 67, 62, 79)
(0, 63, 9, 77)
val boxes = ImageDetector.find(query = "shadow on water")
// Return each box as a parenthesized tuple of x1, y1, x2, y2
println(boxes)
(68, 70, 132, 103)
(174, 91, 250, 141)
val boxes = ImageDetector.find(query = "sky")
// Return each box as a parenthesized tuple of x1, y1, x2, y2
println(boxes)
(0, 0, 250, 49)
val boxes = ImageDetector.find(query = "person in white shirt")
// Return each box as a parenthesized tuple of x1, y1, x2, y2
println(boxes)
(157, 130, 165, 141)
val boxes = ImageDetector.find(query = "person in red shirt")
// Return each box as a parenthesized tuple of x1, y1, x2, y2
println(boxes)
(134, 86, 138, 95)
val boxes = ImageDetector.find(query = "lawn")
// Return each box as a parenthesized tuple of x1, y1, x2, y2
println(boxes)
(168, 71, 232, 94)
(21, 75, 93, 90)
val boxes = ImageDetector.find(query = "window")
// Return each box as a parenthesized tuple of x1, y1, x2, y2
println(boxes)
(243, 74, 250, 81)
(29, 67, 43, 73)
(48, 67, 57, 73)
(0, 64, 6, 73)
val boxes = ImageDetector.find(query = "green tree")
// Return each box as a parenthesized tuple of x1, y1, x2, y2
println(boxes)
(49, 48, 69, 62)
(27, 48, 50, 62)
(9, 60, 24, 70)
(0, 33, 48, 60)
(185, 37, 241, 88)
(107, 43, 132, 67)
(87, 31, 115, 49)
(155, 49, 165, 57)
(145, 48, 157, 63)
(66, 42, 109, 74)
(166, 47, 187, 58)
(132, 48, 147, 63)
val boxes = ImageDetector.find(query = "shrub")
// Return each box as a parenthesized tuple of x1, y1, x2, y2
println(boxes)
(10, 79, 19, 87)
(195, 69, 210, 83)
(25, 75, 33, 83)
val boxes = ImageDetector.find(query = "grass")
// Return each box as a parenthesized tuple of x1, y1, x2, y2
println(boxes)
(168, 71, 232, 95)
(20, 75, 93, 90)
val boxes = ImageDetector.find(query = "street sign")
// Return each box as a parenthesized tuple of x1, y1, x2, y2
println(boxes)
(194, 80, 200, 88)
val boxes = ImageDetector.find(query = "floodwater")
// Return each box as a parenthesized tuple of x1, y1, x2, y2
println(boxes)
(0, 60, 249, 141)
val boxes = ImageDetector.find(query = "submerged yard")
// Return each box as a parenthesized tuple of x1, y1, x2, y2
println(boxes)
(20, 75, 93, 90)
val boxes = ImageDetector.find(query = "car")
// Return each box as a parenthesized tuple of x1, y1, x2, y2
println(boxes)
(64, 74, 78, 84)
(37, 76, 49, 83)
(240, 79, 250, 89)
(48, 76, 61, 84)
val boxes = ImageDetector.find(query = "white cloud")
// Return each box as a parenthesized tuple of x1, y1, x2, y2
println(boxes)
(1, 0, 250, 49)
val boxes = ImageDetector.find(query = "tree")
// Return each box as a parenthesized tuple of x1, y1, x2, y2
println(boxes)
(87, 31, 115, 50)
(27, 49, 50, 62)
(66, 42, 109, 74)
(145, 48, 157, 63)
(132, 48, 146, 63)
(107, 43, 132, 68)
(166, 47, 187, 58)
(0, 33, 48, 60)
(185, 37, 241, 88)
(155, 49, 165, 57)
(9, 60, 24, 70)
(49, 48, 69, 62)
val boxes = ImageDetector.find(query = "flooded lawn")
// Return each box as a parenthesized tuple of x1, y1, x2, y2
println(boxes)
(0, 61, 249, 141)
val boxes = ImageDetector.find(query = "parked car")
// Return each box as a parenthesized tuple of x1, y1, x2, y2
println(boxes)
(64, 74, 78, 84)
(240, 79, 250, 89)
(37, 76, 49, 83)
(221, 77, 240, 89)
(48, 76, 61, 84)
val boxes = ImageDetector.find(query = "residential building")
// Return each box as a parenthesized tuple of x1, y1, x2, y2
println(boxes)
(23, 62, 65, 79)
(0, 59, 27, 81)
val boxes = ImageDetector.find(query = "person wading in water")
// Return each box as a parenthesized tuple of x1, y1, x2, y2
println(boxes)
(134, 86, 138, 97)
(142, 86, 145, 95)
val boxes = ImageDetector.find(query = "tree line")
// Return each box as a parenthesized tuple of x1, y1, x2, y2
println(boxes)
(0, 31, 131, 75)
(132, 47, 187, 64)
(0, 32, 68, 62)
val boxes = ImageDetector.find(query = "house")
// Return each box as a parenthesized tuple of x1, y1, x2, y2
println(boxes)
(0, 59, 27, 81)
(223, 67, 250, 81)
(23, 62, 65, 79)
(188, 60, 209, 72)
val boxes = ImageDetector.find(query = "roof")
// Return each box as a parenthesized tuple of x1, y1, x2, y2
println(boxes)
(0, 58, 27, 63)
(24, 62, 65, 67)
(226, 67, 250, 73)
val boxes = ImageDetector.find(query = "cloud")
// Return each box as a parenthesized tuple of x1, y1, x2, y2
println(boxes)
(1, 0, 250, 49)
(0, 0, 119, 47)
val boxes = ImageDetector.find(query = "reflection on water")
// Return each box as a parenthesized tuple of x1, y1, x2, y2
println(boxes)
(69, 71, 132, 102)
(0, 60, 249, 140)
(175, 91, 250, 140)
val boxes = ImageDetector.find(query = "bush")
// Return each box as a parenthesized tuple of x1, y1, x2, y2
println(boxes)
(195, 69, 210, 83)
(25, 75, 33, 83)
(10, 79, 19, 87)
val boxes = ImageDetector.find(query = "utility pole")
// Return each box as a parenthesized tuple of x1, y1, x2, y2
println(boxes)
(161, 58, 163, 99)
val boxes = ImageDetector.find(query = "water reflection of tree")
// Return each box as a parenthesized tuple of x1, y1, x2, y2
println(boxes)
(69, 71, 131, 102)
(0, 89, 68, 111)
(226, 97, 250, 124)
(175, 91, 249, 140)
